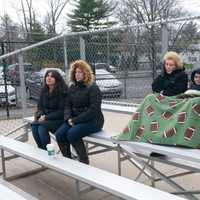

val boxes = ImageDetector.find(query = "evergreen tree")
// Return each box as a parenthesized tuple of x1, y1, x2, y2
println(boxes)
(68, 0, 115, 31)
(31, 22, 47, 42)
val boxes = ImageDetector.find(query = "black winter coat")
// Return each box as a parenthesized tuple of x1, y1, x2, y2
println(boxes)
(67, 81, 104, 128)
(189, 68, 200, 90)
(152, 68, 188, 96)
(35, 89, 67, 132)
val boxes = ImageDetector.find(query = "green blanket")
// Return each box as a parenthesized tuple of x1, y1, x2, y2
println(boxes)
(115, 93, 200, 149)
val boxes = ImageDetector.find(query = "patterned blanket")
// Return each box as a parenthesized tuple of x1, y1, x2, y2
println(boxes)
(115, 93, 200, 149)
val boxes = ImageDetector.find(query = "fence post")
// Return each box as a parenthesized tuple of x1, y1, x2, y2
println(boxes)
(80, 36, 86, 60)
(63, 37, 68, 74)
(123, 70, 127, 99)
(107, 30, 110, 64)
(1, 42, 9, 118)
(18, 53, 27, 118)
(161, 23, 169, 58)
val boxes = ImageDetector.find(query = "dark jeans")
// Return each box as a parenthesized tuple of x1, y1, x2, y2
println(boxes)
(31, 123, 51, 150)
(55, 120, 101, 144)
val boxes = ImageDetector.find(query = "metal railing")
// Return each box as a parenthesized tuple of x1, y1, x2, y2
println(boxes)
(0, 15, 200, 119)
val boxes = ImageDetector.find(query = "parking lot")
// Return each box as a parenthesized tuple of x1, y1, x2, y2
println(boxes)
(0, 69, 154, 121)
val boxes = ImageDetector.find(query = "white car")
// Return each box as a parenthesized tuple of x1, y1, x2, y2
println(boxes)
(95, 69, 122, 97)
(93, 63, 117, 73)
(0, 80, 16, 105)
(39, 68, 66, 80)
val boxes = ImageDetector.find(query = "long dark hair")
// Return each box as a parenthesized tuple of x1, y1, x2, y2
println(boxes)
(42, 69, 67, 95)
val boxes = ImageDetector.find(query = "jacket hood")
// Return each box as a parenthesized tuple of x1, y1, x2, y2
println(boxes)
(162, 65, 185, 76)
(191, 68, 200, 85)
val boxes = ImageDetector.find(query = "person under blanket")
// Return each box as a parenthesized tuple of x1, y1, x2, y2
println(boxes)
(152, 51, 188, 96)
(114, 52, 200, 149)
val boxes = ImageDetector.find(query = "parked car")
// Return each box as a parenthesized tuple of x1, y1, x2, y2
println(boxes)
(92, 63, 117, 73)
(39, 68, 65, 78)
(7, 63, 40, 85)
(26, 68, 66, 100)
(95, 69, 122, 98)
(0, 79, 16, 105)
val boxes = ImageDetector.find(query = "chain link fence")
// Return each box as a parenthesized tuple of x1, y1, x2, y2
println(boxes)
(0, 16, 200, 121)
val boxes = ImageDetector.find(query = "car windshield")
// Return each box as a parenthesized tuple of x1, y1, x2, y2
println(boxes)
(96, 69, 115, 79)
(95, 63, 109, 70)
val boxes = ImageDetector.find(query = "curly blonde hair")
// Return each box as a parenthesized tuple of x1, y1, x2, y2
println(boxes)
(163, 51, 183, 69)
(69, 60, 94, 86)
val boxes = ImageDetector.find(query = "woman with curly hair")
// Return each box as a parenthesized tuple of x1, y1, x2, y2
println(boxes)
(55, 60, 104, 164)
(31, 70, 67, 150)
(152, 51, 188, 96)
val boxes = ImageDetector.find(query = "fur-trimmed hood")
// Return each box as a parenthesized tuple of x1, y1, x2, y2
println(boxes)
(190, 68, 200, 90)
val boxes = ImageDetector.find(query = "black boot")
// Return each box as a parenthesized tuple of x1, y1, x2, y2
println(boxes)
(72, 139, 89, 164)
(58, 143, 71, 158)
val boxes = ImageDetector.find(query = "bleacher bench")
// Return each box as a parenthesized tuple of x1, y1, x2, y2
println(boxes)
(0, 136, 185, 200)
(0, 179, 38, 200)
(23, 103, 200, 199)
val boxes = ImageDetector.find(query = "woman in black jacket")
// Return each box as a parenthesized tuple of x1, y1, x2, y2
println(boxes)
(55, 60, 104, 164)
(31, 70, 67, 150)
(152, 51, 188, 96)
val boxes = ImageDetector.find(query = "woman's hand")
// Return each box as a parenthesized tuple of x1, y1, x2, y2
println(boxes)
(38, 115, 46, 122)
(33, 115, 38, 122)
(68, 118, 74, 126)
(160, 91, 164, 95)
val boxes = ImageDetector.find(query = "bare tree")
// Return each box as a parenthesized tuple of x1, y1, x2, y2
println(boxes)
(116, 0, 183, 78)
(0, 14, 20, 62)
(19, 0, 36, 40)
(45, 0, 69, 34)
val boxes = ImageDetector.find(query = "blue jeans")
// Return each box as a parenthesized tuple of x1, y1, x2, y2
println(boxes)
(55, 120, 101, 144)
(31, 123, 50, 150)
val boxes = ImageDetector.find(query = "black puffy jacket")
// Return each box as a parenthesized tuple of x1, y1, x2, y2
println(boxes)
(36, 88, 67, 132)
(67, 81, 104, 128)
(152, 68, 188, 96)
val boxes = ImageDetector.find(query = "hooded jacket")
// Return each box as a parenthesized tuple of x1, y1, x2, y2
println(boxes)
(190, 68, 200, 90)
(152, 67, 188, 96)
(35, 85, 68, 132)
(67, 81, 104, 128)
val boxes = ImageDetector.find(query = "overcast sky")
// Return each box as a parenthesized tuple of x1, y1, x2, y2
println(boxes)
(178, 0, 200, 14)
(1, 0, 200, 33)
(0, 0, 71, 32)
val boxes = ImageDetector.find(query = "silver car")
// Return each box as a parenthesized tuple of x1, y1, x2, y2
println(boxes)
(95, 69, 122, 98)
(93, 63, 117, 73)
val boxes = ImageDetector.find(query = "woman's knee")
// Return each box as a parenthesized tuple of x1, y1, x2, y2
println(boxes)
(55, 131, 65, 143)
(31, 124, 39, 135)
(67, 123, 100, 143)
(67, 129, 82, 144)
(38, 125, 48, 134)
(55, 123, 69, 143)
